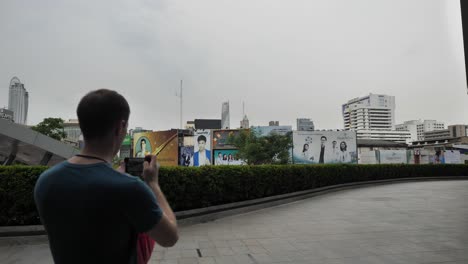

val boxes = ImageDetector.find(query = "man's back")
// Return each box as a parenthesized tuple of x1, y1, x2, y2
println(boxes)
(34, 161, 162, 264)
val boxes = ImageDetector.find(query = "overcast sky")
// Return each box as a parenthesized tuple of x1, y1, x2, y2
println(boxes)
(1, 0, 466, 130)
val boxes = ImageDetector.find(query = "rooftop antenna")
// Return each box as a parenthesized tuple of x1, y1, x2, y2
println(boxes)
(242, 101, 245, 117)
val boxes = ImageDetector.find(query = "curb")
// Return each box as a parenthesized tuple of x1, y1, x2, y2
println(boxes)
(1, 176, 467, 237)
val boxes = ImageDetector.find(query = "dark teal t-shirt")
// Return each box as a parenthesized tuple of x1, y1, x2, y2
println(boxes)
(34, 161, 163, 264)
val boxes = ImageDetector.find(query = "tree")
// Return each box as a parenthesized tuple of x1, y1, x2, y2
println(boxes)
(229, 130, 292, 165)
(31, 118, 66, 141)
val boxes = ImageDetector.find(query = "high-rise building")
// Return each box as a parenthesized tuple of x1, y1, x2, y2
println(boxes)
(395, 120, 445, 142)
(269, 121, 279, 126)
(297, 118, 314, 131)
(63, 119, 82, 144)
(422, 124, 468, 141)
(8, 77, 29, 124)
(240, 115, 249, 129)
(342, 94, 395, 131)
(0, 108, 14, 122)
(449, 124, 468, 138)
(221, 101, 230, 129)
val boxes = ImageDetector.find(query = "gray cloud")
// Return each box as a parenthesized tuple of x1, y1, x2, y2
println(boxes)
(0, 0, 466, 130)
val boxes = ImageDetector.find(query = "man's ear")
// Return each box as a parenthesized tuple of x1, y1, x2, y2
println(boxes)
(115, 120, 126, 136)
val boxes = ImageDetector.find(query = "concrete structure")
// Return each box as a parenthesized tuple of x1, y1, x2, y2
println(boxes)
(357, 139, 408, 164)
(185, 121, 195, 130)
(3, 180, 468, 264)
(0, 118, 79, 165)
(0, 108, 14, 122)
(409, 136, 468, 164)
(8, 77, 29, 124)
(269, 121, 279, 126)
(63, 119, 81, 146)
(424, 129, 451, 141)
(221, 101, 230, 129)
(396, 120, 445, 142)
(240, 115, 249, 129)
(129, 127, 152, 138)
(251, 125, 292, 136)
(421, 125, 468, 141)
(356, 129, 411, 143)
(296, 118, 314, 131)
(449, 124, 468, 138)
(342, 93, 395, 131)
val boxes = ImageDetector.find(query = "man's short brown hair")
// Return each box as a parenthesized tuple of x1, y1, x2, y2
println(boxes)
(77, 89, 130, 140)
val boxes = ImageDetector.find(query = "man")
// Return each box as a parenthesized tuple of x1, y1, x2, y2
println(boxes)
(34, 89, 178, 264)
(319, 136, 327, 164)
(190, 135, 211, 166)
(215, 152, 223, 165)
(331, 140, 339, 163)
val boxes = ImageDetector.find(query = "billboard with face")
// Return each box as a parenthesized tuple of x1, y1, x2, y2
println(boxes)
(213, 149, 245, 165)
(133, 130, 179, 166)
(191, 130, 212, 166)
(293, 131, 357, 164)
(212, 129, 239, 149)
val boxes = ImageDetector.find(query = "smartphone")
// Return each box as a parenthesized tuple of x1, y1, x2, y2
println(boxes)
(124, 156, 152, 177)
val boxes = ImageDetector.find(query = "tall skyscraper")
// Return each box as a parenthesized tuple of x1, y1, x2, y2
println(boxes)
(342, 93, 395, 131)
(221, 101, 230, 129)
(240, 115, 249, 129)
(8, 77, 29, 124)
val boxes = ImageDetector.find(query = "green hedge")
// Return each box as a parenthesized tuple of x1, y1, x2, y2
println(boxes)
(1, 164, 467, 226)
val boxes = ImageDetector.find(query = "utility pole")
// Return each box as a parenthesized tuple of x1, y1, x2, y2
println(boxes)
(176, 80, 183, 129)
(179, 80, 183, 129)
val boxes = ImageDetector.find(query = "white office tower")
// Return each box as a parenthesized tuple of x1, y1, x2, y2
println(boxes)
(342, 94, 395, 131)
(8, 77, 29, 124)
(343, 94, 409, 143)
(221, 101, 230, 129)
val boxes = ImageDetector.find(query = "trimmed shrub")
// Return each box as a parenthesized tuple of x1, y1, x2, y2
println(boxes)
(0, 164, 467, 226)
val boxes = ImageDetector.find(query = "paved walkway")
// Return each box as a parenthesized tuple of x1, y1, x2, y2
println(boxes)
(1, 180, 468, 264)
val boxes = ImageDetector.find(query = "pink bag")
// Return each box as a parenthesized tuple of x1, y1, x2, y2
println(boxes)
(137, 233, 155, 264)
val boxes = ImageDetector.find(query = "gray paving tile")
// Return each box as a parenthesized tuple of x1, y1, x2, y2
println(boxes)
(3, 181, 468, 264)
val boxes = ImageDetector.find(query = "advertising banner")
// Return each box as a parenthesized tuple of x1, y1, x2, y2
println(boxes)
(133, 130, 178, 166)
(379, 150, 408, 164)
(293, 131, 357, 164)
(191, 130, 212, 166)
(358, 150, 378, 164)
(212, 129, 239, 149)
(179, 146, 194, 166)
(443, 150, 462, 164)
(213, 149, 245, 165)
(251, 126, 292, 137)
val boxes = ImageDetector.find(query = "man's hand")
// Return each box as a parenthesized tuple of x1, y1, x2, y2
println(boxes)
(142, 155, 159, 184)
(117, 160, 126, 174)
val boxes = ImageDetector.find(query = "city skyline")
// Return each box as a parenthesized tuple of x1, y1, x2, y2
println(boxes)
(1, 1, 467, 131)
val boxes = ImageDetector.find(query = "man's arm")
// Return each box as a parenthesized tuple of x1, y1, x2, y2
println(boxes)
(142, 156, 179, 247)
